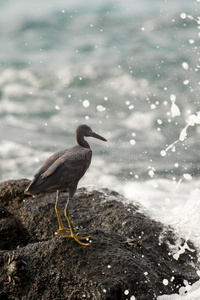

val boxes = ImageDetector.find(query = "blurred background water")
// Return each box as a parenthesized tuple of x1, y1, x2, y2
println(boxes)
(1, 1, 200, 205)
(1, 0, 200, 297)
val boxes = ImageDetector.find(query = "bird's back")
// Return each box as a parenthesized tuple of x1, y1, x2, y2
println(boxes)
(25, 145, 92, 194)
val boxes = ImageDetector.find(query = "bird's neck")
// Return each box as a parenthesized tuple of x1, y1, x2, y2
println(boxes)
(77, 135, 90, 148)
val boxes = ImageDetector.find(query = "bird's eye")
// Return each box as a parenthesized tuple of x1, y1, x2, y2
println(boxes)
(89, 128, 92, 132)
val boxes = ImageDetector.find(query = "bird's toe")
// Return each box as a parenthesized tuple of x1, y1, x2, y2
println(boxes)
(61, 233, 92, 246)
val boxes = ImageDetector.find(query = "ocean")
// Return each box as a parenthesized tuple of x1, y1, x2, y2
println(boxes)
(0, 0, 200, 298)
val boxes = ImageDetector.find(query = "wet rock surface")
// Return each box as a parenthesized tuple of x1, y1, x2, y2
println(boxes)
(0, 179, 199, 300)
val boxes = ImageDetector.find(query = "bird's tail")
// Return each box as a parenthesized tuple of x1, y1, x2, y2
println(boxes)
(24, 188, 31, 195)
(24, 177, 37, 195)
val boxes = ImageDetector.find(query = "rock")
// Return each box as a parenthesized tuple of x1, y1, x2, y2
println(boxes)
(0, 179, 199, 299)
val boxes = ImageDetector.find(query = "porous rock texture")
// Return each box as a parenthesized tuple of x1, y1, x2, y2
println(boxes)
(0, 179, 199, 300)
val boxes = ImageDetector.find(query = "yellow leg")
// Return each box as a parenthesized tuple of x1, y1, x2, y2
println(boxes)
(54, 190, 70, 235)
(61, 207, 92, 246)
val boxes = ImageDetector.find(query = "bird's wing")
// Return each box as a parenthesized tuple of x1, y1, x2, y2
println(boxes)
(34, 149, 66, 178)
(25, 146, 92, 194)
(41, 148, 92, 180)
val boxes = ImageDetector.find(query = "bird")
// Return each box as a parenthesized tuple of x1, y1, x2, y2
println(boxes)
(25, 124, 107, 246)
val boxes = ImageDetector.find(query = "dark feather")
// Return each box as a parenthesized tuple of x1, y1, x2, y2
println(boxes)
(25, 145, 92, 194)
(25, 124, 106, 196)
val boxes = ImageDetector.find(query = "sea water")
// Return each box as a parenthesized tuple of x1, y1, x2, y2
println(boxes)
(0, 0, 200, 298)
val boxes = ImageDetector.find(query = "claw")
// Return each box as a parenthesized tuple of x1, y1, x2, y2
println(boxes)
(78, 235, 92, 241)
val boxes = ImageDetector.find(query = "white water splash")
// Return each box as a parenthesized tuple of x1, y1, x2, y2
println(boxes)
(170, 94, 181, 117)
(161, 111, 200, 155)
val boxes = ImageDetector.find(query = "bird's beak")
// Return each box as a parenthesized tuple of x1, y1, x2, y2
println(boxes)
(91, 131, 107, 142)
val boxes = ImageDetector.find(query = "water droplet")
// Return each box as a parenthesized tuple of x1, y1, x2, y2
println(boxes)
(183, 79, 189, 85)
(180, 12, 187, 19)
(151, 104, 156, 110)
(171, 103, 181, 117)
(97, 105, 106, 112)
(157, 119, 162, 125)
(160, 150, 166, 157)
(170, 94, 176, 101)
(163, 279, 169, 286)
(179, 126, 188, 141)
(183, 173, 192, 180)
(182, 62, 189, 70)
(148, 170, 154, 178)
(130, 139, 136, 146)
(124, 290, 129, 295)
(82, 99, 90, 108)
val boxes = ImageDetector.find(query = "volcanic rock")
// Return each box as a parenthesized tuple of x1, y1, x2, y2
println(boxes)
(0, 179, 199, 300)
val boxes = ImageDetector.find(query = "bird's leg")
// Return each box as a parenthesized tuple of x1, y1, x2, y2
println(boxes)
(61, 192, 92, 246)
(62, 206, 92, 246)
(54, 190, 70, 235)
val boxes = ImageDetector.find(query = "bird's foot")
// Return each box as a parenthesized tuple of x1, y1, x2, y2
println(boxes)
(61, 232, 92, 246)
(55, 227, 70, 235)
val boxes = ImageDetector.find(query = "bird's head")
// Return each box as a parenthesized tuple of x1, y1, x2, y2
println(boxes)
(76, 124, 107, 142)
